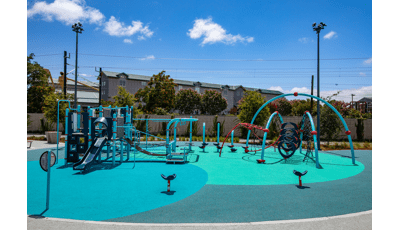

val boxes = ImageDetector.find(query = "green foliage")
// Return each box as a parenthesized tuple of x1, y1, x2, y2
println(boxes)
(42, 92, 74, 127)
(28, 85, 54, 113)
(101, 99, 115, 107)
(355, 119, 364, 142)
(186, 119, 199, 136)
(200, 90, 228, 115)
(238, 91, 270, 126)
(229, 106, 238, 115)
(134, 71, 176, 113)
(175, 88, 201, 114)
(290, 99, 312, 116)
(211, 115, 225, 137)
(27, 54, 50, 87)
(40, 118, 53, 132)
(154, 107, 168, 115)
(320, 103, 341, 145)
(27, 114, 32, 128)
(27, 54, 54, 113)
(113, 86, 137, 107)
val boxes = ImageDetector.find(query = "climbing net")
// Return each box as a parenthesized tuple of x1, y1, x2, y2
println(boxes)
(299, 115, 315, 162)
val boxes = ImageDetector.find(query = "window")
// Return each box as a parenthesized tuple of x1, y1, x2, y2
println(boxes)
(141, 81, 147, 86)
(195, 87, 200, 93)
(179, 85, 183, 90)
(119, 79, 126, 87)
(224, 89, 228, 95)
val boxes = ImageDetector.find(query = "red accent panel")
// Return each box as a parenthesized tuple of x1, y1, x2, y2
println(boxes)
(305, 111, 309, 114)
(311, 131, 317, 135)
(345, 130, 351, 135)
(294, 92, 298, 96)
(257, 159, 266, 163)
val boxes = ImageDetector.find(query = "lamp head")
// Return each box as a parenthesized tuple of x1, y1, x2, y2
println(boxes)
(312, 22, 316, 27)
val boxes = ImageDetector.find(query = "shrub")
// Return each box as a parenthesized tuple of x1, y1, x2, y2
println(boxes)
(363, 142, 371, 149)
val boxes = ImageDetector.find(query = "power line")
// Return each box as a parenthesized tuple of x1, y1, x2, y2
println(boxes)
(75, 53, 371, 62)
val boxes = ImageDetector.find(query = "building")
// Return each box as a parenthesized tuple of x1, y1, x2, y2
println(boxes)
(355, 97, 372, 113)
(48, 71, 100, 109)
(99, 71, 283, 114)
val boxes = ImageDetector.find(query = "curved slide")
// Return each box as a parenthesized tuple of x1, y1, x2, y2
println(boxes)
(124, 138, 167, 157)
(73, 137, 107, 171)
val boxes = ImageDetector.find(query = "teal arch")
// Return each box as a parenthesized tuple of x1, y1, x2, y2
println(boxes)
(246, 93, 355, 166)
(166, 118, 198, 156)
(260, 111, 284, 159)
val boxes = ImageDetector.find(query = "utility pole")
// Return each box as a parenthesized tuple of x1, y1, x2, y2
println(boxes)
(351, 94, 355, 109)
(63, 51, 70, 97)
(312, 22, 327, 151)
(99, 67, 102, 106)
(311, 75, 314, 112)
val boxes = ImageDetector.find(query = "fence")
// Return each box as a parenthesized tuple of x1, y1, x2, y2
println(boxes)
(27, 113, 371, 140)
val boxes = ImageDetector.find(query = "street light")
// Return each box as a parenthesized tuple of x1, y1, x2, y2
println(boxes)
(312, 22, 326, 150)
(72, 22, 84, 108)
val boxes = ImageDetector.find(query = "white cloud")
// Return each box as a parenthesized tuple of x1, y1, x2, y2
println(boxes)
(268, 86, 372, 102)
(187, 17, 254, 46)
(103, 16, 154, 40)
(323, 31, 338, 40)
(364, 58, 372, 65)
(123, 39, 133, 44)
(27, 0, 105, 25)
(139, 55, 155, 61)
(298, 37, 311, 43)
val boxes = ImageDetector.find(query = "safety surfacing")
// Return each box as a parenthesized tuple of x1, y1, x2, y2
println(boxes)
(27, 143, 371, 223)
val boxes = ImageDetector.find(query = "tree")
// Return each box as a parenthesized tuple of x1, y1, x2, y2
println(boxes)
(237, 91, 270, 126)
(320, 102, 341, 145)
(113, 86, 136, 107)
(290, 99, 311, 116)
(27, 53, 50, 87)
(42, 92, 74, 130)
(200, 90, 228, 115)
(27, 53, 54, 113)
(175, 88, 201, 114)
(134, 71, 176, 113)
(27, 85, 54, 113)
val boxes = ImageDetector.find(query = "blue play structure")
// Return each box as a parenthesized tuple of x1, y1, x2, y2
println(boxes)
(245, 92, 356, 168)
(56, 103, 199, 171)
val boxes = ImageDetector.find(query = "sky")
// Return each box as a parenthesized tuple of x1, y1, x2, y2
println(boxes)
(27, 0, 372, 102)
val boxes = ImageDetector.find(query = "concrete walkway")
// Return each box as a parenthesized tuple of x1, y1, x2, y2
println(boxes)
(27, 211, 371, 230)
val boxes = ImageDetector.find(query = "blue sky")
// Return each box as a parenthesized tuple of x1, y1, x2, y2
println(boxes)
(27, 0, 372, 102)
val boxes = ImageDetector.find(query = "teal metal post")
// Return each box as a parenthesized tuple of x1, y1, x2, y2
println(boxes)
(112, 113, 116, 166)
(217, 122, 220, 145)
(88, 108, 93, 147)
(45, 150, 52, 210)
(64, 108, 69, 165)
(231, 130, 234, 146)
(146, 120, 148, 149)
(56, 99, 71, 165)
(77, 105, 81, 130)
(120, 113, 124, 163)
(203, 122, 205, 144)
(189, 116, 193, 151)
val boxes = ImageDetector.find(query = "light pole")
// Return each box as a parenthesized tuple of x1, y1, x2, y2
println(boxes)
(312, 22, 326, 150)
(72, 22, 84, 108)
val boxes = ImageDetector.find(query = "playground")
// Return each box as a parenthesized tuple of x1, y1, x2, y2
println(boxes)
(27, 93, 372, 224)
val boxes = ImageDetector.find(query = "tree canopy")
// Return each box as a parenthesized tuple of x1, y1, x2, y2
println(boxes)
(175, 88, 201, 114)
(27, 54, 54, 113)
(237, 91, 270, 126)
(200, 90, 228, 115)
(134, 71, 176, 113)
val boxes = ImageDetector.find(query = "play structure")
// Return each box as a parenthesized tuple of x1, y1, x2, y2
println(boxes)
(56, 103, 199, 171)
(219, 92, 356, 169)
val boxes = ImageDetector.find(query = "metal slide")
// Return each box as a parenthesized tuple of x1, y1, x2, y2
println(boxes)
(73, 137, 107, 171)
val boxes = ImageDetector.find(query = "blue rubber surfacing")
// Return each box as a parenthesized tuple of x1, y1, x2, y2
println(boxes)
(27, 145, 371, 223)
(27, 160, 208, 221)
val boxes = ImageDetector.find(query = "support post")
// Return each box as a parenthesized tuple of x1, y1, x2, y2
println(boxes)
(189, 116, 192, 152)
(46, 150, 51, 210)
(112, 113, 116, 166)
(65, 108, 69, 165)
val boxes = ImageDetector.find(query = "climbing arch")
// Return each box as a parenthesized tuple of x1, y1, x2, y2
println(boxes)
(246, 92, 355, 166)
